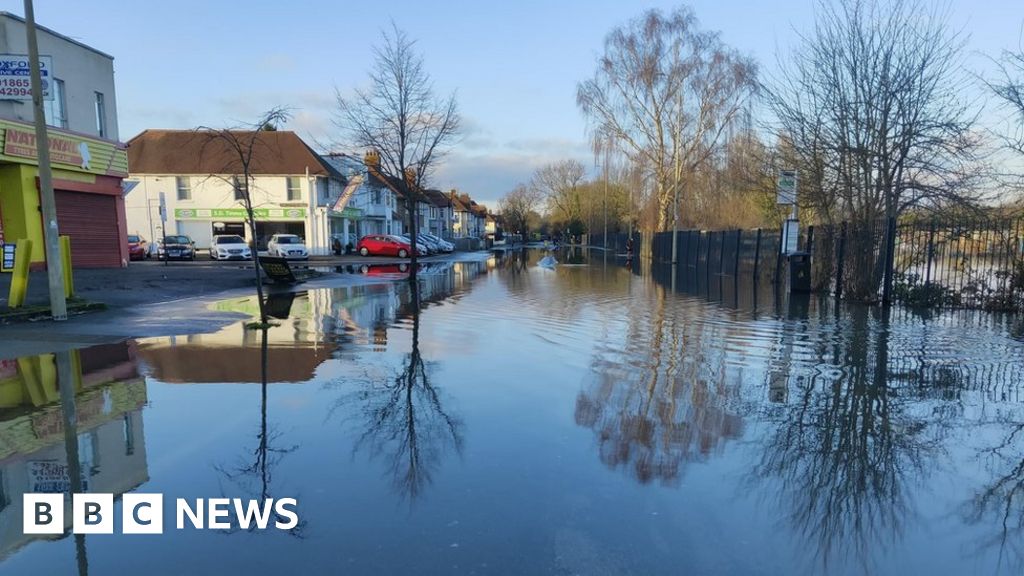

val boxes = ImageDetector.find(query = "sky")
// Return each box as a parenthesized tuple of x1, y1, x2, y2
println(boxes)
(5, 0, 1023, 206)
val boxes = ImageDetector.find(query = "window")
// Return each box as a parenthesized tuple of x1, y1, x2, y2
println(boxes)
(287, 176, 302, 201)
(373, 187, 382, 204)
(233, 176, 245, 201)
(176, 176, 191, 200)
(43, 78, 67, 128)
(94, 92, 107, 138)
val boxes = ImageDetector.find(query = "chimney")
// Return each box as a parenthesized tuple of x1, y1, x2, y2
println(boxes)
(363, 149, 380, 171)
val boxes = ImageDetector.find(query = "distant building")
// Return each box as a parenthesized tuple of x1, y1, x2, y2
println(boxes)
(0, 12, 129, 267)
(125, 129, 344, 254)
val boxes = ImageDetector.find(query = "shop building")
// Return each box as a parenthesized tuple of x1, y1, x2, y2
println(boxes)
(125, 130, 344, 254)
(0, 12, 129, 268)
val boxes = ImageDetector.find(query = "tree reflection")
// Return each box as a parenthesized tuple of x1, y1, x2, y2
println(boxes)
(963, 417, 1024, 571)
(347, 273, 464, 501)
(574, 283, 743, 485)
(216, 327, 304, 536)
(752, 308, 941, 572)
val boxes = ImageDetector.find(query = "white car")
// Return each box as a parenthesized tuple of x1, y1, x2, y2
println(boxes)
(210, 234, 252, 260)
(267, 234, 309, 260)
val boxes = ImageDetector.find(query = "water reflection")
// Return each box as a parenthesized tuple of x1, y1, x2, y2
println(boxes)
(575, 277, 743, 486)
(751, 308, 940, 572)
(215, 325, 304, 536)
(0, 343, 147, 563)
(337, 269, 465, 502)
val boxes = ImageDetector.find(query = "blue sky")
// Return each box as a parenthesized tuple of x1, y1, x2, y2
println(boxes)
(7, 0, 1023, 205)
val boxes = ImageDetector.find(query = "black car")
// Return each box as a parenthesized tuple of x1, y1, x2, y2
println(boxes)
(157, 235, 196, 261)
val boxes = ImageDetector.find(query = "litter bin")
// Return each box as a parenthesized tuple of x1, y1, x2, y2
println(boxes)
(788, 251, 811, 293)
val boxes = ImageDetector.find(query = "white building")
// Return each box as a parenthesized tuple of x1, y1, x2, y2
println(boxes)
(322, 151, 401, 251)
(125, 129, 344, 254)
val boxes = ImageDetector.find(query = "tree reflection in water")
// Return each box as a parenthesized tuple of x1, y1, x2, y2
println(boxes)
(963, 400, 1024, 570)
(752, 306, 945, 573)
(344, 273, 464, 501)
(574, 282, 744, 486)
(216, 326, 304, 536)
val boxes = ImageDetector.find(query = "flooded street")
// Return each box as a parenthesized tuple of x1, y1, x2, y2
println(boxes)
(2, 248, 1023, 575)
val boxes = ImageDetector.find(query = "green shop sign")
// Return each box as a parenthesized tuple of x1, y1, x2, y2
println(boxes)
(331, 207, 363, 219)
(175, 207, 307, 220)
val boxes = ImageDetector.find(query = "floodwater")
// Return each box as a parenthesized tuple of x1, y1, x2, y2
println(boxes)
(1, 248, 1023, 575)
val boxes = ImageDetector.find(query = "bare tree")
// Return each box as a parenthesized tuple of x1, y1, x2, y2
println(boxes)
(766, 0, 984, 301)
(195, 107, 291, 326)
(577, 7, 758, 232)
(989, 39, 1024, 192)
(530, 159, 586, 232)
(335, 23, 460, 273)
(498, 183, 542, 237)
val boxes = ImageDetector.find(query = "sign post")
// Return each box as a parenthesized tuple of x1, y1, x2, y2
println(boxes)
(777, 169, 799, 255)
(159, 192, 168, 266)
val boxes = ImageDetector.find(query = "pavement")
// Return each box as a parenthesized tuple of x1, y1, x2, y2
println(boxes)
(0, 251, 489, 358)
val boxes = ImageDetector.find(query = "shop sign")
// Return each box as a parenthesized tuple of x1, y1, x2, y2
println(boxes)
(1, 243, 14, 272)
(28, 460, 89, 493)
(175, 207, 307, 220)
(331, 207, 363, 219)
(4, 127, 85, 167)
(0, 118, 128, 177)
(0, 54, 52, 100)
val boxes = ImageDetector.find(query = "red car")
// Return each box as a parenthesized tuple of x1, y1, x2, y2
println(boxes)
(128, 235, 150, 260)
(356, 234, 419, 258)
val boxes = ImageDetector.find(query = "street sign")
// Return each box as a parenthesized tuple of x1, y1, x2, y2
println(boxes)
(781, 218, 799, 255)
(0, 54, 53, 100)
(777, 169, 797, 205)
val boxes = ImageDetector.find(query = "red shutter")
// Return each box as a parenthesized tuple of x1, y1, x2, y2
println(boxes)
(55, 190, 121, 268)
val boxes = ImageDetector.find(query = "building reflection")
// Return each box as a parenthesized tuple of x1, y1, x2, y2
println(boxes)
(0, 342, 147, 561)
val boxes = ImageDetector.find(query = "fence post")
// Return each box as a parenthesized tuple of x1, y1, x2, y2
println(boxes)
(774, 223, 785, 285)
(881, 216, 897, 307)
(924, 220, 936, 288)
(734, 229, 742, 301)
(835, 222, 847, 298)
(753, 228, 762, 286)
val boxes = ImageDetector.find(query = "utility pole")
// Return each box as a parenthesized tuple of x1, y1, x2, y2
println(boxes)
(25, 0, 67, 320)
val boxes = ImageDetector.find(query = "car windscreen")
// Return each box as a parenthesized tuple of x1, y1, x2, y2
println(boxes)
(216, 236, 245, 244)
(276, 236, 301, 244)
(128, 235, 140, 243)
(165, 236, 189, 244)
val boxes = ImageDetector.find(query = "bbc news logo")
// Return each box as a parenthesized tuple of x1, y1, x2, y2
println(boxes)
(23, 494, 299, 534)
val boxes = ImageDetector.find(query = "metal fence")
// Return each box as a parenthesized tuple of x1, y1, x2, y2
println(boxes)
(636, 214, 1024, 313)
(892, 217, 1024, 311)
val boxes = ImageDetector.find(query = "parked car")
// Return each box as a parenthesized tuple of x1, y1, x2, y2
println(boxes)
(157, 235, 196, 261)
(210, 235, 252, 261)
(395, 234, 431, 255)
(127, 235, 149, 261)
(421, 232, 454, 252)
(356, 234, 417, 258)
(267, 234, 309, 260)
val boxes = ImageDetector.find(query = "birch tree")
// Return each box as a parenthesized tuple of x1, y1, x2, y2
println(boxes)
(577, 7, 758, 231)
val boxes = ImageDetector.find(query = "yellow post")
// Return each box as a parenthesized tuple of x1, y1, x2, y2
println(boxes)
(7, 238, 33, 308)
(60, 235, 74, 298)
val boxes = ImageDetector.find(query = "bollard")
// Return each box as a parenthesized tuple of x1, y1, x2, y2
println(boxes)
(8, 238, 34, 308)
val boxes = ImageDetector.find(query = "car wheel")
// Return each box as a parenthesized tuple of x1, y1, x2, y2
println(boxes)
(399, 263, 408, 272)
(360, 247, 369, 257)
(398, 249, 408, 258)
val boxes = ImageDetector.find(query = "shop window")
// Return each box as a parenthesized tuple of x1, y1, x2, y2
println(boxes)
(95, 92, 107, 138)
(287, 176, 302, 201)
(44, 78, 67, 129)
(176, 176, 191, 200)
